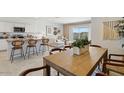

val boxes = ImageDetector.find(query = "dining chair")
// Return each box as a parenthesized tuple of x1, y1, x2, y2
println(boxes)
(49, 48, 63, 76)
(96, 54, 124, 76)
(96, 63, 124, 76)
(105, 53, 124, 75)
(19, 48, 63, 76)
(90, 44, 102, 71)
(19, 66, 47, 76)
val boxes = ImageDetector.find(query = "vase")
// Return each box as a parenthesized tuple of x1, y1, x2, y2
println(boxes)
(73, 45, 89, 55)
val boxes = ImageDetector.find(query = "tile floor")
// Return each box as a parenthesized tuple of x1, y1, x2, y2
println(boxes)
(0, 50, 57, 76)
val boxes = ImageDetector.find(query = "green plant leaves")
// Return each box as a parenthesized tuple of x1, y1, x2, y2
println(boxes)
(72, 38, 90, 48)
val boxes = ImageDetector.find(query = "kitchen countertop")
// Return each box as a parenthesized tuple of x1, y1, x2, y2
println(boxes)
(6, 38, 42, 42)
(0, 37, 8, 39)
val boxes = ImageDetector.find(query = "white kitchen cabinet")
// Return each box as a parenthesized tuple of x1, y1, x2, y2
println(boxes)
(0, 22, 28, 32)
(13, 23, 25, 27)
(4, 22, 13, 32)
(0, 39, 7, 51)
(0, 22, 5, 32)
(0, 22, 13, 32)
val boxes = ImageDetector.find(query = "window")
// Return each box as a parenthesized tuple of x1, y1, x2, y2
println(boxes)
(73, 27, 89, 40)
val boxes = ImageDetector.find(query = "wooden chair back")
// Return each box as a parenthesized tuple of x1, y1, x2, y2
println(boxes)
(12, 40, 24, 47)
(49, 48, 63, 55)
(28, 39, 37, 45)
(42, 39, 49, 44)
(90, 44, 102, 48)
(64, 45, 72, 50)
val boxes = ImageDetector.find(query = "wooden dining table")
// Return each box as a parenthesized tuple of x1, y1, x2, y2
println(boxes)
(43, 47, 108, 76)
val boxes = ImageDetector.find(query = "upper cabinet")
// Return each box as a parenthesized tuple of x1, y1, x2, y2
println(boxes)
(4, 22, 13, 32)
(13, 23, 25, 27)
(0, 22, 28, 32)
(0, 22, 14, 32)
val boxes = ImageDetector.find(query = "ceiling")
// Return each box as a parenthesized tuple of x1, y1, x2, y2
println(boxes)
(0, 17, 91, 24)
(38, 17, 91, 24)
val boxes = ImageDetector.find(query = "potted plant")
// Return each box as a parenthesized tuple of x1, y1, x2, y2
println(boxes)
(72, 37, 90, 55)
(115, 20, 124, 37)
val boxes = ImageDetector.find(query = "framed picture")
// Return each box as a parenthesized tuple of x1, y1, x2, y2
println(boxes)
(46, 26, 53, 36)
(46, 25, 61, 36)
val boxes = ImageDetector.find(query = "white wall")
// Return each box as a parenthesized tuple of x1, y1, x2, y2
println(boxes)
(0, 20, 63, 37)
(91, 17, 124, 53)
(28, 20, 63, 36)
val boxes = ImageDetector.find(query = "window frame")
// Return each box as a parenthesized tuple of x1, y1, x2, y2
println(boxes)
(73, 27, 89, 40)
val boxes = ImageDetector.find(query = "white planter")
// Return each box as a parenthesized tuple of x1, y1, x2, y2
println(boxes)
(73, 45, 89, 55)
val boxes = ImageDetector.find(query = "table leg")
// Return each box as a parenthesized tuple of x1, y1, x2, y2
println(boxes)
(102, 50, 108, 72)
(46, 65, 50, 76)
(43, 58, 51, 76)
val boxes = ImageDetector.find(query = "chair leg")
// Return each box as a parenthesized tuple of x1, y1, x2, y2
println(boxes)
(10, 49, 13, 60)
(35, 47, 38, 56)
(22, 48, 25, 60)
(11, 49, 14, 63)
(47, 45, 49, 51)
(25, 47, 28, 56)
(57, 72, 59, 76)
(39, 45, 41, 52)
(106, 69, 110, 75)
(28, 47, 30, 59)
(33, 47, 35, 55)
(42, 45, 44, 55)
(45, 45, 47, 51)
(98, 62, 101, 71)
(42, 45, 44, 52)
(20, 49, 23, 57)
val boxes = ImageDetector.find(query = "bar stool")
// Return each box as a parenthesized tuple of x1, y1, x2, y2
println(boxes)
(39, 38, 49, 54)
(10, 40, 25, 63)
(25, 39, 38, 58)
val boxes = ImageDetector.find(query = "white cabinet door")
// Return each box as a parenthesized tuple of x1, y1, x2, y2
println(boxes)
(0, 39, 7, 51)
(0, 22, 5, 32)
(13, 23, 25, 27)
(0, 22, 13, 32)
(4, 23, 13, 32)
